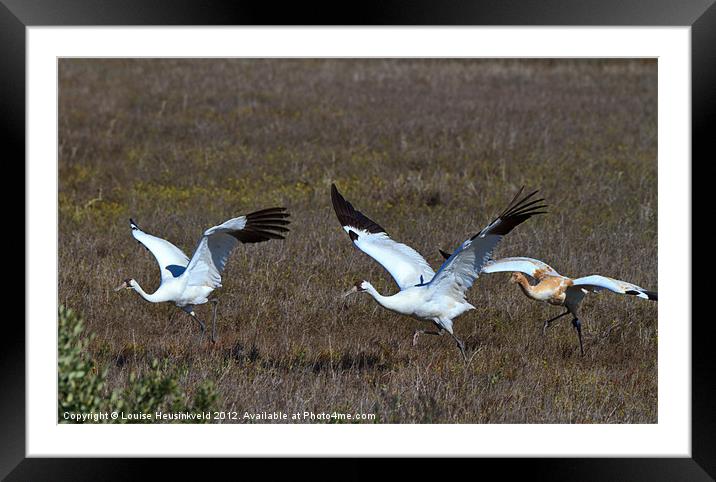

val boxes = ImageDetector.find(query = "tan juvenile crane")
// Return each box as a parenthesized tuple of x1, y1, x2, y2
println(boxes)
(437, 254, 658, 355)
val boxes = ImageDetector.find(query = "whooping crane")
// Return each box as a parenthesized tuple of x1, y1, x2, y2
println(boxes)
(115, 208, 290, 342)
(454, 256, 658, 355)
(332, 184, 547, 360)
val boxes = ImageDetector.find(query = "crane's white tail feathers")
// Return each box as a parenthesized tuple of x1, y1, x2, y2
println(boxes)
(438, 319, 454, 334)
(233, 207, 291, 243)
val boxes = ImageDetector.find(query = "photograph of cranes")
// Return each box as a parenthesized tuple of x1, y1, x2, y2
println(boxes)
(58, 59, 657, 424)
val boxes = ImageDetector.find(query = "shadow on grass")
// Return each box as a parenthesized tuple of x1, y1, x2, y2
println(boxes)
(227, 341, 392, 373)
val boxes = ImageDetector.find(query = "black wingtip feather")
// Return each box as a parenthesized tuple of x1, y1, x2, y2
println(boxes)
(476, 186, 548, 238)
(439, 249, 452, 260)
(331, 183, 386, 236)
(645, 290, 658, 301)
(246, 207, 289, 218)
(233, 207, 291, 243)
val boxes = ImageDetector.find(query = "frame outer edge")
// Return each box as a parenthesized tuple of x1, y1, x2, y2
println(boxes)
(692, 0, 716, 479)
(0, 0, 27, 480)
(3, 0, 714, 478)
(0, 0, 714, 26)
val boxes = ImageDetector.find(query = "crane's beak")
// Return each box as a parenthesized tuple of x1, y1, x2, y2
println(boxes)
(342, 286, 359, 298)
(114, 283, 127, 292)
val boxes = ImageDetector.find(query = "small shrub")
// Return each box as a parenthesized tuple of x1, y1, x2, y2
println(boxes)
(58, 305, 109, 418)
(58, 306, 218, 423)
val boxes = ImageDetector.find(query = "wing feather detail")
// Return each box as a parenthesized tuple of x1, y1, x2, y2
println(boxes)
(572, 275, 657, 300)
(427, 187, 547, 299)
(331, 183, 434, 290)
(183, 208, 290, 288)
(482, 257, 562, 279)
(129, 219, 190, 283)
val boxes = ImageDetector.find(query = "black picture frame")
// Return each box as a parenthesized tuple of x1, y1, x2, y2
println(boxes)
(4, 0, 712, 479)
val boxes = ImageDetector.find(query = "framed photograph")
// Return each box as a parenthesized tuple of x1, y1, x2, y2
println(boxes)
(6, 0, 712, 478)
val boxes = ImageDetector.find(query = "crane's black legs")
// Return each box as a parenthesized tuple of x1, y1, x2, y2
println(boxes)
(572, 318, 584, 356)
(210, 299, 219, 343)
(188, 311, 206, 342)
(542, 310, 570, 334)
(412, 327, 466, 361)
(182, 303, 218, 344)
(412, 328, 443, 346)
(448, 332, 468, 362)
(541, 309, 584, 356)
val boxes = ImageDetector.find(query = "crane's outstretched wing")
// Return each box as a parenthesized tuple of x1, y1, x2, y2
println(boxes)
(481, 257, 562, 279)
(183, 208, 290, 289)
(438, 252, 562, 280)
(130, 219, 191, 282)
(331, 183, 434, 291)
(571, 275, 657, 300)
(427, 187, 547, 299)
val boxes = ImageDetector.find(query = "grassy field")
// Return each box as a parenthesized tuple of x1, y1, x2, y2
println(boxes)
(58, 59, 657, 423)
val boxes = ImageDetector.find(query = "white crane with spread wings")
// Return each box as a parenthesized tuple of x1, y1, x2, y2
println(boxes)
(333, 184, 546, 360)
(116, 208, 290, 342)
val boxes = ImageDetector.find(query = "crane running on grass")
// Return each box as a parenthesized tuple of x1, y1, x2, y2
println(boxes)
(439, 256, 658, 355)
(332, 183, 547, 361)
(115, 208, 290, 342)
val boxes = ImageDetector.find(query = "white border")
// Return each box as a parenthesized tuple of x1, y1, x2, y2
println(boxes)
(28, 27, 690, 457)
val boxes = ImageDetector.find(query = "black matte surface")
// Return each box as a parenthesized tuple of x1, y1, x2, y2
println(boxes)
(692, 1, 716, 478)
(0, 0, 713, 25)
(0, 1, 26, 480)
(3, 458, 715, 481)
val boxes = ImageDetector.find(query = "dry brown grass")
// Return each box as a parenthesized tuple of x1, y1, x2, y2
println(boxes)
(58, 59, 657, 423)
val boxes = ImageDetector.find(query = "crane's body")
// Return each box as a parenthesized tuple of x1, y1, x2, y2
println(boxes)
(126, 276, 214, 307)
(514, 274, 575, 306)
(333, 184, 546, 360)
(474, 256, 658, 355)
(355, 280, 476, 335)
(116, 208, 290, 341)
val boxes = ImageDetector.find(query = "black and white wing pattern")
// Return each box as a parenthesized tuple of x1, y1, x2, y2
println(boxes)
(130, 219, 191, 282)
(183, 208, 290, 289)
(571, 275, 657, 300)
(481, 257, 562, 279)
(331, 183, 435, 291)
(427, 187, 547, 299)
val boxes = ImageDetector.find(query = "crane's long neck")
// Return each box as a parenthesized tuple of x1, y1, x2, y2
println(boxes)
(514, 274, 538, 300)
(363, 283, 409, 315)
(131, 281, 166, 303)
